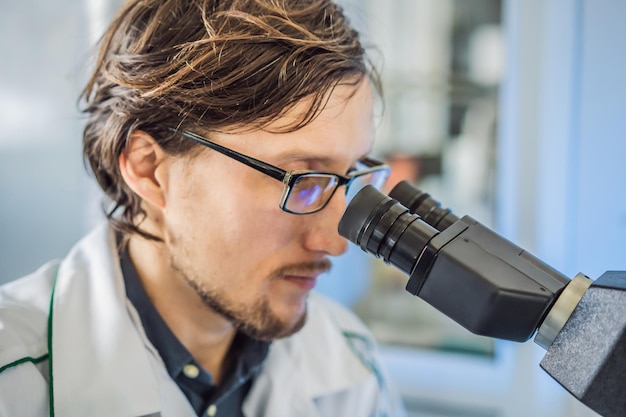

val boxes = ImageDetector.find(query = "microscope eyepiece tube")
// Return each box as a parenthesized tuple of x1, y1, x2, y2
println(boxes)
(339, 184, 567, 341)
(338, 185, 439, 276)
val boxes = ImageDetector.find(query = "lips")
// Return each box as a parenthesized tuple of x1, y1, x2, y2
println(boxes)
(283, 275, 318, 291)
(274, 259, 331, 292)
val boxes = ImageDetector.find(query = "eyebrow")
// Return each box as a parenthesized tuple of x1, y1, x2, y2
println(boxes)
(270, 144, 373, 164)
(271, 151, 373, 174)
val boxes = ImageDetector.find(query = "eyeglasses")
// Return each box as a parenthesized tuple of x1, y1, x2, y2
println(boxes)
(170, 128, 391, 214)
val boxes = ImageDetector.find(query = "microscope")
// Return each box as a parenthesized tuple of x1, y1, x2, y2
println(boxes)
(338, 182, 625, 417)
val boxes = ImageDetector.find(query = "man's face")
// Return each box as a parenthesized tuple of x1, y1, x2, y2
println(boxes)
(159, 80, 375, 340)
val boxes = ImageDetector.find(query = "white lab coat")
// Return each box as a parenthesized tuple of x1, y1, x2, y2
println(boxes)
(0, 223, 405, 417)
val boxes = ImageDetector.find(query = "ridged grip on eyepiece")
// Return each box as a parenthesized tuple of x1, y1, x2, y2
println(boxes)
(339, 185, 439, 276)
(389, 181, 459, 231)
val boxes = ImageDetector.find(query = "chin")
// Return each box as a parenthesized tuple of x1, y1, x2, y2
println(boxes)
(247, 303, 309, 341)
(265, 311, 308, 340)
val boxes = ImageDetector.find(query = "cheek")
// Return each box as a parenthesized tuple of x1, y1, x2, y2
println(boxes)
(218, 201, 296, 257)
(163, 164, 297, 276)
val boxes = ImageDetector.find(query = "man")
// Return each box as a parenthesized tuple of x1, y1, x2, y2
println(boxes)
(0, 0, 404, 416)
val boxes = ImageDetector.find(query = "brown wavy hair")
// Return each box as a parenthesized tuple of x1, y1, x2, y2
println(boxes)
(81, 0, 380, 239)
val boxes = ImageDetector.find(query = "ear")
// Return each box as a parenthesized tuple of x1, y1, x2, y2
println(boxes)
(119, 130, 167, 210)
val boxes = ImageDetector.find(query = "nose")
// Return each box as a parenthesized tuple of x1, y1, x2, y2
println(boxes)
(301, 191, 349, 256)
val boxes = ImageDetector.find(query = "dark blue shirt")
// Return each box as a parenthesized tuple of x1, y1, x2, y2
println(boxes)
(120, 245, 269, 417)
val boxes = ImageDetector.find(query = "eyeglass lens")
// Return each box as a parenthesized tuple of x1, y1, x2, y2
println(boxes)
(286, 175, 339, 213)
(346, 170, 387, 201)
(285, 169, 388, 214)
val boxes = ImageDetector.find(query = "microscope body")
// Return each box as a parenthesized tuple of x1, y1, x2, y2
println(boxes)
(404, 215, 568, 342)
(540, 271, 626, 417)
(338, 182, 626, 417)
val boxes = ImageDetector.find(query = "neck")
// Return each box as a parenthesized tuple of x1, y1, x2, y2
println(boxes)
(126, 231, 236, 384)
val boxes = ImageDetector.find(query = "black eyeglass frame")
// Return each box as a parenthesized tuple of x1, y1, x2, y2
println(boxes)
(169, 128, 391, 214)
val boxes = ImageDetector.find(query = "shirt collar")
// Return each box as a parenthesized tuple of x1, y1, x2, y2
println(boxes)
(120, 245, 194, 378)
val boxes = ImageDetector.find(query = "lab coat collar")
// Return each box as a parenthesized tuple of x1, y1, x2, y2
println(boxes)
(50, 223, 163, 417)
(243, 293, 376, 416)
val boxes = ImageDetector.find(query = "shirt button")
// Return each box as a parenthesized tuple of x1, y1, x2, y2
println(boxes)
(183, 364, 200, 379)
(207, 404, 217, 416)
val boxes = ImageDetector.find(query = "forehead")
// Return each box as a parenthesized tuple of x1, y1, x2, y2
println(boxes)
(215, 80, 375, 164)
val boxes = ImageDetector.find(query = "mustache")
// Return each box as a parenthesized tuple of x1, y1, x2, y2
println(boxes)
(271, 259, 333, 279)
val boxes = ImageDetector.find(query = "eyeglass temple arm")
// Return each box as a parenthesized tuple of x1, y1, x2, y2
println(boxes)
(171, 129, 287, 182)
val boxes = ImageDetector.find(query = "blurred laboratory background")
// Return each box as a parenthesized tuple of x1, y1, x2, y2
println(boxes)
(1, 1, 625, 416)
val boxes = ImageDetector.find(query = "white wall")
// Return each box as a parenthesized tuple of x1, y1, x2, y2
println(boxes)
(0, 1, 123, 283)
(0, 2, 101, 282)
(499, 0, 626, 278)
